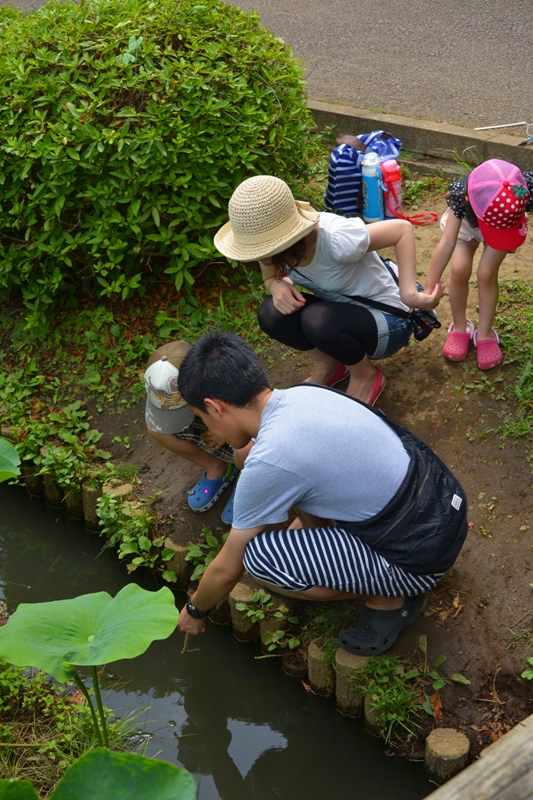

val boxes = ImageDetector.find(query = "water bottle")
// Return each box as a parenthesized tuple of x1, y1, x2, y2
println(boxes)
(361, 151, 384, 223)
(381, 159, 403, 218)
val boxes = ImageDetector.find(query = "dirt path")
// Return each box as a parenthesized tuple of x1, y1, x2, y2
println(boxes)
(93, 194, 533, 751)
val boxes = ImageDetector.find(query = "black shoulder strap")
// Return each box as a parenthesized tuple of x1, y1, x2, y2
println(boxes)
(291, 259, 411, 321)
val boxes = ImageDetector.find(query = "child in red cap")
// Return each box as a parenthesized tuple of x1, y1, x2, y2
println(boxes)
(425, 159, 533, 369)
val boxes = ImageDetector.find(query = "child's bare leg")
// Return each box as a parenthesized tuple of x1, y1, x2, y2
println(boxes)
(147, 429, 226, 480)
(448, 241, 477, 331)
(476, 245, 507, 339)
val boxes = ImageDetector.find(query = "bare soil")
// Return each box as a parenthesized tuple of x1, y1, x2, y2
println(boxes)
(91, 194, 533, 757)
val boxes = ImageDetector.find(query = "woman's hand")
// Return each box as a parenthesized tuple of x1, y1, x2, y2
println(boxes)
(270, 280, 306, 315)
(403, 282, 446, 311)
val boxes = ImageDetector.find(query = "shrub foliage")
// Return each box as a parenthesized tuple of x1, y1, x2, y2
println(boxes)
(0, 0, 316, 325)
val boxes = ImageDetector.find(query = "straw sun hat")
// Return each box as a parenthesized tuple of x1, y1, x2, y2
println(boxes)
(214, 176, 320, 262)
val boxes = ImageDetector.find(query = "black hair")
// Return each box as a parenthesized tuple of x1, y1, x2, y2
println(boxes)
(177, 331, 270, 411)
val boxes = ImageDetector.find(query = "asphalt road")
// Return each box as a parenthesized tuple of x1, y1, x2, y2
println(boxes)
(224, 0, 533, 131)
(2, 0, 532, 131)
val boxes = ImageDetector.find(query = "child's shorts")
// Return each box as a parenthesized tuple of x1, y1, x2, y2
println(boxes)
(440, 208, 483, 245)
(174, 416, 234, 463)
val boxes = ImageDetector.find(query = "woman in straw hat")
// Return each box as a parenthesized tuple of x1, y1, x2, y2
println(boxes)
(215, 176, 444, 405)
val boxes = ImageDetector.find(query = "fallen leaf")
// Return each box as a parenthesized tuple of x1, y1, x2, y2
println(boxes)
(478, 492, 486, 499)
(438, 609, 450, 624)
(453, 594, 460, 609)
(470, 724, 481, 731)
(468, 521, 474, 528)
(520, 525, 529, 531)
(431, 690, 443, 718)
(301, 680, 311, 693)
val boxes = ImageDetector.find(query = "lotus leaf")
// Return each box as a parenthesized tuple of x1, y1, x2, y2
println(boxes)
(0, 782, 39, 800)
(0, 438, 20, 483)
(0, 749, 196, 800)
(0, 584, 178, 682)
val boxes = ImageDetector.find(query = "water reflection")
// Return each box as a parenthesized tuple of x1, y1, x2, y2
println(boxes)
(0, 485, 432, 800)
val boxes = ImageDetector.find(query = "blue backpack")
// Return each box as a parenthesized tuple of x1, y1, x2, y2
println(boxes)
(324, 130, 402, 215)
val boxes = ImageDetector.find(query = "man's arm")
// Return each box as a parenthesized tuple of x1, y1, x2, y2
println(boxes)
(178, 525, 266, 634)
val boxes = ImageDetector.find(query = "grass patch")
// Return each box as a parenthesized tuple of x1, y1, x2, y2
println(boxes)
(0, 660, 138, 798)
(401, 175, 448, 210)
(351, 654, 422, 742)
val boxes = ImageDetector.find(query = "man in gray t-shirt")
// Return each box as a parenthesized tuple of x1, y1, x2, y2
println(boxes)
(176, 332, 467, 657)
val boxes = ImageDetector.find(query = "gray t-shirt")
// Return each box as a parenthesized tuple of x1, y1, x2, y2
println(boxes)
(232, 386, 410, 530)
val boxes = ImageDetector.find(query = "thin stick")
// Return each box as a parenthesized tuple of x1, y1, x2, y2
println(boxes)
(182, 633, 190, 653)
(475, 121, 527, 131)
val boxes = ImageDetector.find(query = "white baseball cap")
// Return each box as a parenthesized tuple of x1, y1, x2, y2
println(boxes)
(144, 342, 194, 434)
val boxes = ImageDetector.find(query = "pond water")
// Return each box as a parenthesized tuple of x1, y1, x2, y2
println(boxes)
(0, 484, 434, 800)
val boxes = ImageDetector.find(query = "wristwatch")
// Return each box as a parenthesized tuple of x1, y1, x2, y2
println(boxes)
(186, 595, 209, 619)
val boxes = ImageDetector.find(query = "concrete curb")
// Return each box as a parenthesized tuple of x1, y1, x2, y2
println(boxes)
(308, 100, 533, 173)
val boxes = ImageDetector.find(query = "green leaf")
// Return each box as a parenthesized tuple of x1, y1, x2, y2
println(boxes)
(0, 781, 39, 799)
(421, 694, 433, 716)
(449, 673, 471, 685)
(404, 669, 420, 680)
(418, 634, 427, 656)
(161, 569, 177, 583)
(432, 677, 446, 691)
(51, 747, 195, 799)
(138, 536, 152, 552)
(434, 654, 447, 668)
(0, 438, 21, 483)
(152, 207, 160, 227)
(0, 585, 178, 682)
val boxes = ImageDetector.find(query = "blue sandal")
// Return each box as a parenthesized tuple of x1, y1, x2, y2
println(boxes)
(221, 484, 237, 526)
(187, 464, 238, 513)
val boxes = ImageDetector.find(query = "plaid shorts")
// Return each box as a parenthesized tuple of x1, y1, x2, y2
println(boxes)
(174, 416, 234, 463)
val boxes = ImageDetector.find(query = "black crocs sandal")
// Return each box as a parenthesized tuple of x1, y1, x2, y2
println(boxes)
(338, 593, 427, 656)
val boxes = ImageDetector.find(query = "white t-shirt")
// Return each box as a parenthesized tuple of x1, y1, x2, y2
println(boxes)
(286, 213, 409, 311)
(232, 386, 410, 530)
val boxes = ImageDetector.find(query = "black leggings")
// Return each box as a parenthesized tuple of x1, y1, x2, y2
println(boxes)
(257, 293, 379, 365)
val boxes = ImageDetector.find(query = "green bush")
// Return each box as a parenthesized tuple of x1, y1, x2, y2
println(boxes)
(0, 0, 317, 326)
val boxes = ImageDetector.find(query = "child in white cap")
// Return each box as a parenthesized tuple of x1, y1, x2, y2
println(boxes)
(144, 341, 243, 523)
(425, 159, 533, 370)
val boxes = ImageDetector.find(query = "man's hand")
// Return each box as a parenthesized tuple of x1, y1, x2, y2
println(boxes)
(270, 280, 306, 315)
(200, 430, 226, 450)
(178, 605, 207, 635)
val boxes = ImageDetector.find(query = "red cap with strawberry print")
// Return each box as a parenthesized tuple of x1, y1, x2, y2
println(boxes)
(468, 159, 529, 251)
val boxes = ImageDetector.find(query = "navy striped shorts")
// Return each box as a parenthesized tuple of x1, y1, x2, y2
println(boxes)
(243, 526, 445, 597)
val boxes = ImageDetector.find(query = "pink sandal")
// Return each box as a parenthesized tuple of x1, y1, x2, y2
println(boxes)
(442, 319, 475, 362)
(303, 364, 349, 387)
(368, 368, 386, 407)
(474, 328, 502, 370)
